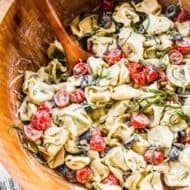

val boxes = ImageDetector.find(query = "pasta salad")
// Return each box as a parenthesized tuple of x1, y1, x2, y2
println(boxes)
(17, 0, 190, 189)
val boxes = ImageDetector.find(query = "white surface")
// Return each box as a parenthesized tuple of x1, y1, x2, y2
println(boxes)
(0, 163, 21, 190)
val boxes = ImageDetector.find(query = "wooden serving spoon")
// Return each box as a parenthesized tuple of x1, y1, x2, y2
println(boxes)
(33, 0, 91, 74)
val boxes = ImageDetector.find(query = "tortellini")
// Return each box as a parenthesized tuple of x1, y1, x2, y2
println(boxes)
(90, 156, 109, 182)
(111, 85, 144, 100)
(179, 144, 190, 168)
(85, 86, 113, 106)
(52, 104, 92, 135)
(43, 127, 69, 156)
(18, 97, 37, 121)
(124, 173, 143, 190)
(45, 59, 66, 83)
(124, 150, 146, 172)
(113, 3, 139, 27)
(164, 162, 190, 186)
(27, 81, 54, 105)
(105, 146, 129, 171)
(143, 14, 174, 35)
(65, 155, 90, 170)
(87, 57, 109, 76)
(135, 0, 161, 15)
(71, 15, 98, 38)
(175, 21, 190, 37)
(99, 60, 130, 86)
(167, 64, 190, 88)
(118, 28, 145, 62)
(139, 172, 163, 190)
(93, 183, 121, 190)
(87, 36, 117, 57)
(148, 125, 173, 148)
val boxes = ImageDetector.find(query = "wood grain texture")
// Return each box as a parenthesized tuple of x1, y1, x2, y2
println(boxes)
(0, 0, 189, 190)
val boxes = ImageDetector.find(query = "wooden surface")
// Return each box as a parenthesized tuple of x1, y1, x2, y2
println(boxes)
(0, 0, 189, 190)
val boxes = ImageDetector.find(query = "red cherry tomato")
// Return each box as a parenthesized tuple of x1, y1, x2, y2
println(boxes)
(144, 149, 164, 165)
(24, 124, 43, 142)
(168, 49, 183, 64)
(174, 8, 187, 22)
(101, 0, 115, 11)
(71, 89, 86, 103)
(103, 49, 124, 65)
(130, 113, 150, 129)
(90, 128, 106, 152)
(73, 61, 88, 76)
(179, 135, 190, 144)
(38, 101, 53, 112)
(32, 110, 51, 131)
(128, 62, 143, 77)
(132, 72, 146, 87)
(176, 37, 190, 54)
(54, 89, 70, 108)
(102, 174, 119, 185)
(145, 66, 159, 84)
(76, 166, 92, 184)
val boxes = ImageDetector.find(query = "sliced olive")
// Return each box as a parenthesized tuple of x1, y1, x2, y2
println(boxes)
(169, 31, 183, 41)
(55, 165, 77, 183)
(167, 146, 180, 161)
(123, 135, 138, 148)
(81, 101, 93, 113)
(100, 145, 111, 158)
(98, 11, 112, 29)
(178, 130, 186, 138)
(80, 75, 96, 88)
(79, 128, 92, 142)
(115, 22, 124, 33)
(173, 142, 185, 151)
(123, 170, 132, 181)
(133, 23, 145, 34)
(165, 4, 181, 19)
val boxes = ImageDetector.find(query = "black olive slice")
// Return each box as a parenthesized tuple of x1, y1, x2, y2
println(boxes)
(165, 4, 181, 19)
(98, 11, 112, 29)
(167, 146, 180, 161)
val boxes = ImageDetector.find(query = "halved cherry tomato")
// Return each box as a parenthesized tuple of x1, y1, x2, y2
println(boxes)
(103, 49, 124, 65)
(130, 113, 150, 129)
(71, 89, 86, 103)
(101, 0, 115, 11)
(38, 101, 53, 112)
(174, 8, 187, 22)
(176, 37, 190, 54)
(179, 134, 190, 144)
(73, 61, 88, 76)
(132, 72, 146, 87)
(32, 110, 51, 131)
(54, 89, 70, 108)
(102, 174, 119, 185)
(76, 166, 92, 184)
(128, 62, 143, 78)
(24, 124, 43, 142)
(168, 49, 183, 64)
(90, 128, 106, 151)
(128, 63, 159, 86)
(144, 149, 164, 165)
(144, 66, 159, 84)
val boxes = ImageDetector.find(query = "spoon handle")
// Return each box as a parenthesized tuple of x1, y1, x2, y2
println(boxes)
(33, 0, 90, 74)
(34, 0, 72, 49)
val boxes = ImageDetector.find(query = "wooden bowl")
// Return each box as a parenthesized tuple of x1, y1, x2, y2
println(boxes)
(0, 0, 190, 189)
